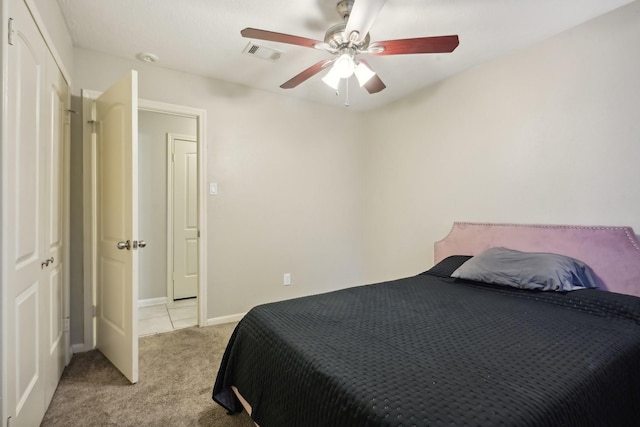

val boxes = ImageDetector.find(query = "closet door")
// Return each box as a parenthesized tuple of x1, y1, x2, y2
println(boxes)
(5, 0, 68, 424)
(43, 48, 69, 407)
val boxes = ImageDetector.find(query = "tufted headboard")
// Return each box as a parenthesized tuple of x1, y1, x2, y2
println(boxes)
(434, 222, 640, 298)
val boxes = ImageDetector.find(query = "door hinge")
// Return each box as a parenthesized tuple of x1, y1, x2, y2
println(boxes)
(92, 304, 97, 317)
(88, 120, 96, 134)
(8, 18, 15, 45)
(66, 109, 76, 125)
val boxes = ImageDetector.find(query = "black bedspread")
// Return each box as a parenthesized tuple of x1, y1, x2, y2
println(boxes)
(213, 272, 640, 426)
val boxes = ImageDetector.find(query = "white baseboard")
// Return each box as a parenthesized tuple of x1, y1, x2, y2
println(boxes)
(207, 313, 246, 326)
(138, 297, 167, 307)
(71, 343, 87, 354)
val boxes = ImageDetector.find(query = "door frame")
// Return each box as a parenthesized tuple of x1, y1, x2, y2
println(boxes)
(82, 93, 207, 350)
(166, 133, 198, 306)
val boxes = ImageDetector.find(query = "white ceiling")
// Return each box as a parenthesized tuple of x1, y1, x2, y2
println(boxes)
(57, 0, 633, 111)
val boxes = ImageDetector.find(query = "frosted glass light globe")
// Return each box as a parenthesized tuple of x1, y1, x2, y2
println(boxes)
(333, 54, 355, 78)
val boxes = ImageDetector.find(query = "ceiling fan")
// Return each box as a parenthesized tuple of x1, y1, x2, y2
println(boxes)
(241, 0, 459, 95)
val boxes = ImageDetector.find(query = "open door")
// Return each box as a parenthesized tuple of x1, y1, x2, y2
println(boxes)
(95, 71, 140, 383)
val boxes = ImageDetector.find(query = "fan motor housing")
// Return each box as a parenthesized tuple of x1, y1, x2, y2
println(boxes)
(324, 23, 370, 51)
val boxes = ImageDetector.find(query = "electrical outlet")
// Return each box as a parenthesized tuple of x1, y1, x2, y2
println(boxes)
(283, 273, 291, 286)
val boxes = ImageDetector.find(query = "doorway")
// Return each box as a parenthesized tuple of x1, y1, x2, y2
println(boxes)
(82, 91, 208, 352)
(137, 100, 207, 330)
(138, 111, 199, 335)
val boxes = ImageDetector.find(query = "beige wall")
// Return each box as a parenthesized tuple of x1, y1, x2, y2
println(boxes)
(72, 48, 367, 335)
(29, 0, 640, 347)
(361, 0, 640, 283)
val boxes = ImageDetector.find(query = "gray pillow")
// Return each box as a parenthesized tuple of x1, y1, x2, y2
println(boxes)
(451, 247, 600, 292)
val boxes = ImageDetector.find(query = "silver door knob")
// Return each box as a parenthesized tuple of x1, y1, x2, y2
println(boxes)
(117, 240, 131, 250)
(138, 240, 146, 248)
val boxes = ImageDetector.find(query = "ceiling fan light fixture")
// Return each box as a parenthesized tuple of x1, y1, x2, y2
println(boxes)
(333, 53, 356, 78)
(322, 66, 342, 90)
(239, 0, 459, 95)
(354, 61, 375, 86)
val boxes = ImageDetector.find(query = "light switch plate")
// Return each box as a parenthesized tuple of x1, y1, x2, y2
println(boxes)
(209, 183, 218, 195)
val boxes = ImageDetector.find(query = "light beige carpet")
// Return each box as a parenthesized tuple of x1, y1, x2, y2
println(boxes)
(42, 323, 255, 427)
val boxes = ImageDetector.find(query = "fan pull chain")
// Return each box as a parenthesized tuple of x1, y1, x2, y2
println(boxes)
(344, 78, 350, 107)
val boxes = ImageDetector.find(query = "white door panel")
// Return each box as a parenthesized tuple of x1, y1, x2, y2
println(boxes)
(11, 15, 42, 276)
(172, 137, 198, 300)
(15, 283, 42, 425)
(6, 0, 48, 424)
(95, 71, 139, 384)
(44, 48, 68, 406)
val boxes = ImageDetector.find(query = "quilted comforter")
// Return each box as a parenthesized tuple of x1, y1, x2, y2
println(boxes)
(213, 269, 640, 426)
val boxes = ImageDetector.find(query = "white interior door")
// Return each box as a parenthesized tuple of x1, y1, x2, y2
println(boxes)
(171, 136, 199, 300)
(95, 70, 139, 384)
(5, 0, 68, 424)
(6, 3, 47, 424)
(43, 43, 69, 407)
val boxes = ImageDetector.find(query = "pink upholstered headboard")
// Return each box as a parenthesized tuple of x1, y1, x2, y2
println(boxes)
(434, 222, 640, 298)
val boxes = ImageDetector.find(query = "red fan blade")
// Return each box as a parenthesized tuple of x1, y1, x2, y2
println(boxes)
(241, 28, 323, 49)
(280, 60, 334, 89)
(358, 59, 386, 94)
(369, 35, 459, 56)
(344, 0, 387, 44)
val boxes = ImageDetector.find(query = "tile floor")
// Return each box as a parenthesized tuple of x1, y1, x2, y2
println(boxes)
(138, 298, 198, 337)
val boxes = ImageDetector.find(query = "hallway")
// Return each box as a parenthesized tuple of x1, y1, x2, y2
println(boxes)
(138, 298, 197, 336)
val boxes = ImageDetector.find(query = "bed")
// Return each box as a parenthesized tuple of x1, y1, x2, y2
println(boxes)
(213, 222, 640, 426)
